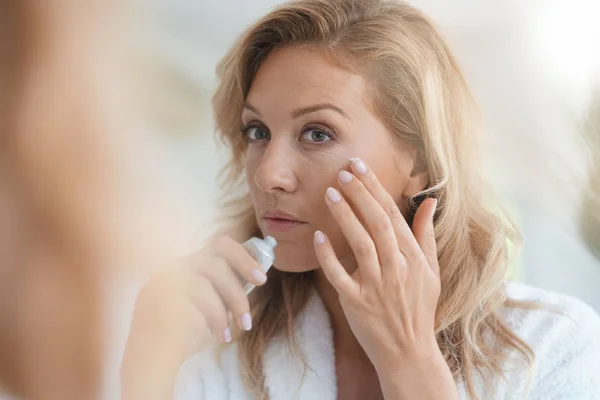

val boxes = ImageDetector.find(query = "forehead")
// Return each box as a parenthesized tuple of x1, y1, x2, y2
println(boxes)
(246, 46, 371, 114)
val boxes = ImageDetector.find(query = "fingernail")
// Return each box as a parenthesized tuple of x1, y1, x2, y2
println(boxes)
(241, 312, 252, 331)
(326, 187, 342, 203)
(350, 157, 368, 175)
(314, 230, 326, 245)
(223, 327, 232, 343)
(252, 268, 267, 284)
(338, 170, 353, 184)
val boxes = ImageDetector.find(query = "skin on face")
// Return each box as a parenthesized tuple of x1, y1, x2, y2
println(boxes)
(242, 46, 428, 274)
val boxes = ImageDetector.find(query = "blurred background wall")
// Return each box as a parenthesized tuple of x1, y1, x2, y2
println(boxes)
(131, 0, 600, 305)
(104, 0, 600, 398)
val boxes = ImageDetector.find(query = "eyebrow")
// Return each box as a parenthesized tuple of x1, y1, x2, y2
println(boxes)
(243, 102, 350, 120)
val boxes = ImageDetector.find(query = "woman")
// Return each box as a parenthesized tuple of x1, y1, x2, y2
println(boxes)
(121, 1, 600, 399)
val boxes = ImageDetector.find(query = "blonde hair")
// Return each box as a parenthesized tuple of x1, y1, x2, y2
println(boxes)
(212, 0, 534, 398)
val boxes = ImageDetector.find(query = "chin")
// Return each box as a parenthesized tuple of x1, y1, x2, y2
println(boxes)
(271, 244, 319, 273)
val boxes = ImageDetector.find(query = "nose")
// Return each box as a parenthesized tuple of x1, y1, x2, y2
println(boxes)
(253, 140, 298, 193)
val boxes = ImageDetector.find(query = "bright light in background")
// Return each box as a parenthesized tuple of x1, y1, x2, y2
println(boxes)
(529, 0, 600, 107)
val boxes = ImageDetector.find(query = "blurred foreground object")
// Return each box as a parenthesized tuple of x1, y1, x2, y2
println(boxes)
(0, 1, 192, 399)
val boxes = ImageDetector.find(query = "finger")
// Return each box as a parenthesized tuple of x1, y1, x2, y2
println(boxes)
(412, 197, 439, 276)
(198, 258, 252, 331)
(349, 158, 421, 261)
(337, 169, 404, 271)
(206, 236, 268, 286)
(325, 186, 381, 281)
(314, 230, 359, 296)
(186, 276, 232, 343)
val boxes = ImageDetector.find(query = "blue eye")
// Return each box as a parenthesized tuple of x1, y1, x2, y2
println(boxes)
(242, 125, 270, 141)
(241, 122, 335, 144)
(301, 128, 333, 143)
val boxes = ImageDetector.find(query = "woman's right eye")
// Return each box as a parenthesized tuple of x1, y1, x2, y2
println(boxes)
(243, 126, 270, 141)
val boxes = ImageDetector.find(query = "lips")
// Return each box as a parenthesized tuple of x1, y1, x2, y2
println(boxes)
(262, 210, 307, 233)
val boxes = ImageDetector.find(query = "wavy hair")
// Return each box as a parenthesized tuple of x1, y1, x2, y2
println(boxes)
(212, 1, 534, 398)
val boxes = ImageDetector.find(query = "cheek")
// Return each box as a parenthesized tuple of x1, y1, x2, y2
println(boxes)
(369, 160, 411, 211)
(244, 150, 261, 190)
(317, 156, 409, 257)
(299, 153, 356, 258)
(298, 147, 359, 208)
(298, 153, 339, 193)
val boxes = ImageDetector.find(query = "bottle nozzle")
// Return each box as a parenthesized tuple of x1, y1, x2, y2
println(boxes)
(264, 236, 277, 248)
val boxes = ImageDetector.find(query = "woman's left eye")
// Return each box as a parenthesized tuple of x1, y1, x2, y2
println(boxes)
(301, 128, 333, 143)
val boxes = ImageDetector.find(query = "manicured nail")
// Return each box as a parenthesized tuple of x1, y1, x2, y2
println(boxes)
(252, 268, 267, 284)
(350, 157, 368, 175)
(314, 230, 326, 245)
(326, 187, 342, 203)
(241, 312, 252, 331)
(338, 170, 353, 184)
(223, 327, 232, 343)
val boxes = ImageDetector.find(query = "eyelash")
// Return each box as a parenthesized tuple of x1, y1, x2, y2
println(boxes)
(240, 121, 337, 144)
(240, 121, 268, 140)
(301, 123, 336, 143)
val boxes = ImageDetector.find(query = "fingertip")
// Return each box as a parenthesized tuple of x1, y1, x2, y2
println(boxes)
(326, 187, 342, 203)
(430, 198, 438, 220)
(222, 327, 232, 343)
(431, 197, 438, 209)
(350, 157, 368, 175)
(251, 268, 267, 285)
(314, 230, 327, 245)
(240, 312, 252, 331)
(416, 197, 437, 222)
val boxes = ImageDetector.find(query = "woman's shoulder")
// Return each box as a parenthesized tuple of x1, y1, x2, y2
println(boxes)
(502, 281, 600, 337)
(501, 281, 600, 360)
(500, 281, 600, 399)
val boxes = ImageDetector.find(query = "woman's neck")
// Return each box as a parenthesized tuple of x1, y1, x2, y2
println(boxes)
(313, 266, 371, 363)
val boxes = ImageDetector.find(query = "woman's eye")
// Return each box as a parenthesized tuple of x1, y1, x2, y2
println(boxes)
(301, 129, 332, 143)
(246, 126, 269, 141)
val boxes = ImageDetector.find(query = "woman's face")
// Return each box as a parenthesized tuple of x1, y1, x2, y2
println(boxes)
(243, 47, 427, 273)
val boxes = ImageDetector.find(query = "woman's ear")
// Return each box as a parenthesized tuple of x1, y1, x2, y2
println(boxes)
(401, 148, 429, 198)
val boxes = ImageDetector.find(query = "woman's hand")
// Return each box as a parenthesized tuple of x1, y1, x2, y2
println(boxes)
(313, 158, 456, 400)
(120, 236, 267, 400)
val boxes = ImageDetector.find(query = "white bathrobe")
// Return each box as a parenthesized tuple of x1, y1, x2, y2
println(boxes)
(174, 282, 600, 400)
